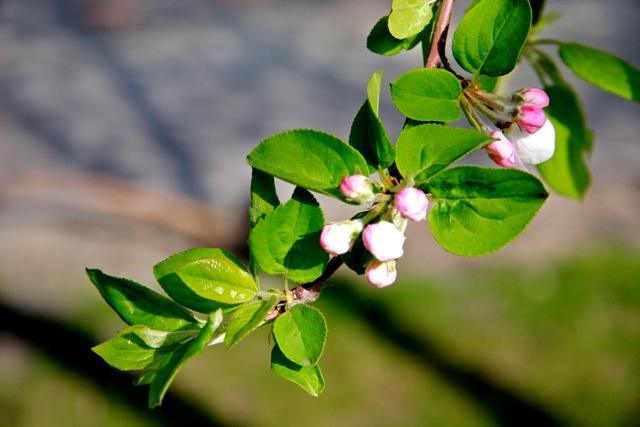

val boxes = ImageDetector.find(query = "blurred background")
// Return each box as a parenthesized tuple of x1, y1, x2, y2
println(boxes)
(1, 0, 639, 426)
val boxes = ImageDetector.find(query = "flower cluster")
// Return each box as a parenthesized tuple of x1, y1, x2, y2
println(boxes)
(464, 86, 556, 168)
(320, 176, 429, 288)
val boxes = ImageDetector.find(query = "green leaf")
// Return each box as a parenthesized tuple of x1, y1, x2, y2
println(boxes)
(273, 304, 327, 367)
(153, 248, 258, 313)
(426, 167, 548, 256)
(530, 0, 546, 25)
(452, 0, 532, 76)
(148, 310, 222, 408)
(249, 188, 328, 283)
(537, 85, 592, 199)
(390, 69, 462, 122)
(247, 129, 369, 201)
(388, 0, 435, 40)
(271, 345, 324, 397)
(395, 124, 491, 181)
(92, 333, 173, 371)
(224, 296, 278, 348)
(559, 42, 640, 103)
(120, 325, 200, 349)
(340, 233, 373, 275)
(249, 168, 280, 229)
(86, 269, 198, 332)
(367, 16, 423, 56)
(349, 72, 395, 169)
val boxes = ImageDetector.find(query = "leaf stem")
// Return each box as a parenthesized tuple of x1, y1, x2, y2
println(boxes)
(425, 0, 457, 69)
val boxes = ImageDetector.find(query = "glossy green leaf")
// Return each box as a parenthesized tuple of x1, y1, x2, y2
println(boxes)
(452, 0, 531, 76)
(120, 325, 200, 349)
(224, 296, 278, 348)
(148, 310, 222, 408)
(153, 248, 257, 313)
(396, 124, 491, 181)
(349, 72, 395, 170)
(559, 43, 640, 103)
(271, 345, 324, 397)
(367, 16, 423, 56)
(426, 167, 548, 256)
(390, 69, 462, 122)
(87, 269, 198, 332)
(249, 188, 328, 283)
(92, 333, 173, 371)
(247, 129, 369, 201)
(249, 168, 280, 229)
(388, 0, 435, 40)
(273, 304, 327, 367)
(538, 85, 592, 199)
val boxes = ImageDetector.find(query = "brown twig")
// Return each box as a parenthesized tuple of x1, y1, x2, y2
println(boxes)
(425, 0, 457, 69)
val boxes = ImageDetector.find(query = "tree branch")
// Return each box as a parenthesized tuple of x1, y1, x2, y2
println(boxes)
(425, 0, 457, 68)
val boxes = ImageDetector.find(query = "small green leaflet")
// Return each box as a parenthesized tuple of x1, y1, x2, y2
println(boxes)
(390, 69, 462, 122)
(271, 345, 325, 397)
(87, 269, 198, 332)
(388, 0, 435, 40)
(148, 310, 223, 407)
(426, 167, 548, 256)
(92, 333, 173, 371)
(224, 296, 278, 348)
(272, 304, 327, 367)
(249, 168, 280, 229)
(452, 0, 532, 76)
(538, 85, 592, 199)
(395, 124, 491, 181)
(559, 42, 640, 103)
(349, 71, 395, 170)
(247, 129, 369, 201)
(119, 325, 200, 349)
(367, 16, 423, 56)
(153, 248, 258, 313)
(249, 188, 327, 283)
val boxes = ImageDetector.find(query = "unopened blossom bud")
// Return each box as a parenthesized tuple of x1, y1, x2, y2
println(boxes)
(365, 260, 397, 288)
(515, 104, 547, 134)
(395, 187, 429, 222)
(506, 120, 556, 165)
(484, 130, 522, 168)
(319, 220, 364, 256)
(362, 221, 405, 262)
(339, 175, 374, 203)
(515, 87, 549, 109)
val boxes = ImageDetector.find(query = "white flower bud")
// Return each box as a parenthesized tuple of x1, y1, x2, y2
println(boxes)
(339, 175, 374, 203)
(394, 187, 429, 222)
(506, 120, 556, 165)
(365, 260, 397, 288)
(319, 220, 364, 256)
(362, 221, 405, 262)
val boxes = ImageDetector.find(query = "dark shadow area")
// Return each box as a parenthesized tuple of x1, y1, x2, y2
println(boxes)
(323, 278, 576, 427)
(0, 299, 249, 427)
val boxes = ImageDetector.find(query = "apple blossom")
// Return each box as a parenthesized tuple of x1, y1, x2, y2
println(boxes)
(319, 220, 364, 256)
(395, 187, 429, 222)
(362, 221, 405, 262)
(484, 130, 522, 168)
(506, 120, 556, 165)
(339, 175, 374, 203)
(365, 260, 397, 288)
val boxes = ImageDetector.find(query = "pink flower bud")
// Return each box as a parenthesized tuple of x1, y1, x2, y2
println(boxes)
(339, 175, 374, 203)
(365, 260, 397, 288)
(319, 220, 364, 256)
(516, 105, 547, 134)
(515, 87, 549, 109)
(484, 130, 523, 168)
(362, 221, 405, 262)
(395, 187, 429, 222)
(506, 120, 556, 165)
